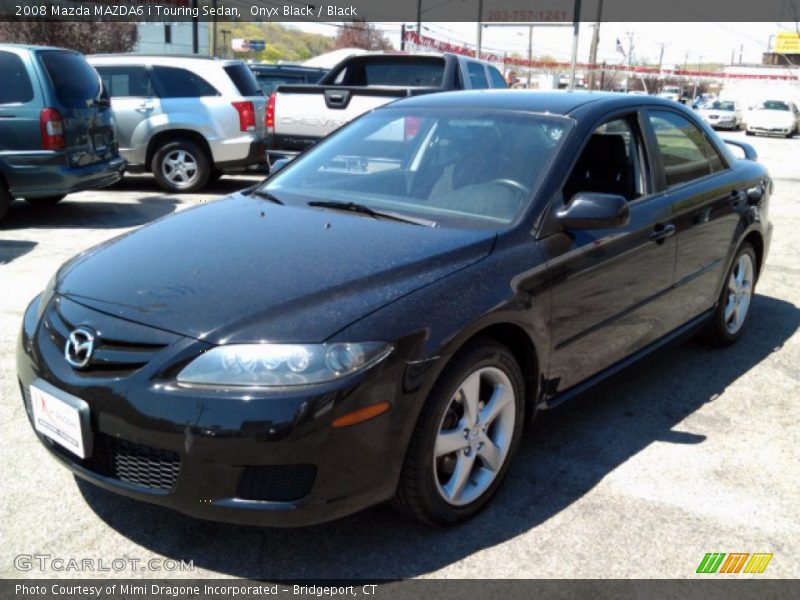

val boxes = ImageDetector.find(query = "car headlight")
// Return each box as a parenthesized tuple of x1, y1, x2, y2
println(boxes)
(176, 342, 393, 388)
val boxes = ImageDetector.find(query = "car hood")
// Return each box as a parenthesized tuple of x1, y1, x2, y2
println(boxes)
(750, 110, 794, 126)
(57, 192, 496, 343)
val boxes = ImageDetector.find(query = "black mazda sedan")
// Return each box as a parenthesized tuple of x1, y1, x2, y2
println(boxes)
(17, 91, 772, 526)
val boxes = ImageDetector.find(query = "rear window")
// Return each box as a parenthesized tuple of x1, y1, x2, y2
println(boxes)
(224, 63, 262, 97)
(39, 50, 100, 107)
(333, 59, 444, 87)
(151, 66, 219, 98)
(0, 51, 34, 104)
(757, 100, 790, 111)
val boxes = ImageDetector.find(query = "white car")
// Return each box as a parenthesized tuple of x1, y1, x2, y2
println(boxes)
(698, 100, 743, 130)
(658, 86, 683, 103)
(746, 100, 800, 138)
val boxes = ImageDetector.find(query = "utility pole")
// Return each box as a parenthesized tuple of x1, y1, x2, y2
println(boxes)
(220, 29, 231, 59)
(625, 31, 634, 92)
(416, 0, 422, 40)
(656, 42, 665, 92)
(587, 0, 603, 90)
(476, 0, 484, 58)
(527, 25, 533, 88)
(401, 24, 406, 51)
(739, 43, 744, 64)
(568, 0, 582, 91)
(692, 54, 702, 100)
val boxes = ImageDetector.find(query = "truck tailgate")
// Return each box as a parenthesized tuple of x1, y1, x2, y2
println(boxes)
(272, 85, 434, 148)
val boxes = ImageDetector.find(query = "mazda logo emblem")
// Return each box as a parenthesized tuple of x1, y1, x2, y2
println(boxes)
(64, 328, 95, 369)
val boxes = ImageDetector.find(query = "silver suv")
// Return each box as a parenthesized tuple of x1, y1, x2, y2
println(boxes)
(89, 55, 267, 193)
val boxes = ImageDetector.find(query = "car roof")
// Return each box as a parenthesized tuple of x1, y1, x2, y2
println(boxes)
(0, 43, 79, 53)
(388, 90, 682, 116)
(88, 54, 245, 67)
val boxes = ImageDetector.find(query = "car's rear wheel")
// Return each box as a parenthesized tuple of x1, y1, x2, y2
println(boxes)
(26, 195, 66, 206)
(703, 243, 757, 345)
(152, 140, 210, 193)
(394, 339, 525, 525)
(746, 130, 755, 136)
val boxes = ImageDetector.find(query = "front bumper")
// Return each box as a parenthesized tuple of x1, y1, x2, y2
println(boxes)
(213, 139, 268, 172)
(17, 294, 422, 527)
(748, 125, 793, 135)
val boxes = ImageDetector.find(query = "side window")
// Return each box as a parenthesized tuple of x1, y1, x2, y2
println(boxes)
(647, 110, 725, 188)
(151, 66, 219, 98)
(466, 62, 488, 89)
(0, 51, 34, 104)
(96, 66, 154, 98)
(564, 117, 647, 202)
(488, 66, 507, 88)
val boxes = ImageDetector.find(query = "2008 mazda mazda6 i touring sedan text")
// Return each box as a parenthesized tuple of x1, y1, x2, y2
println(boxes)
(17, 92, 773, 526)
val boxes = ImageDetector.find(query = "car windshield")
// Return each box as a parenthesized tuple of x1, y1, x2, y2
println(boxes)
(756, 100, 790, 111)
(706, 101, 735, 111)
(262, 108, 572, 229)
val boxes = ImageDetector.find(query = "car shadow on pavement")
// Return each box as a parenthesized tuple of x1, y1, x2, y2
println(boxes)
(0, 240, 37, 264)
(109, 174, 263, 195)
(76, 293, 800, 580)
(0, 196, 181, 230)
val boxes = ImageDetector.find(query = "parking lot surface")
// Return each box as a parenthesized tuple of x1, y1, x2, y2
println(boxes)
(1, 131, 798, 579)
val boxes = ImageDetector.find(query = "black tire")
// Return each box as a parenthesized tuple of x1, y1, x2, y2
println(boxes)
(0, 183, 11, 222)
(26, 194, 66, 206)
(702, 243, 757, 346)
(152, 140, 210, 193)
(393, 339, 526, 525)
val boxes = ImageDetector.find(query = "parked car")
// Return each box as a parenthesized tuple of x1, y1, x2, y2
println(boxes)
(745, 99, 800, 138)
(267, 52, 507, 160)
(0, 45, 125, 221)
(698, 99, 743, 130)
(249, 63, 327, 97)
(18, 92, 772, 527)
(88, 55, 267, 193)
(658, 86, 683, 103)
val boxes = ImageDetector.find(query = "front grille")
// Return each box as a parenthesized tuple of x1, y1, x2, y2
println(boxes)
(43, 298, 169, 375)
(85, 434, 181, 491)
(237, 464, 317, 502)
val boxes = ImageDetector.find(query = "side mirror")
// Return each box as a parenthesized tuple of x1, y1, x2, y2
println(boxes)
(722, 139, 758, 161)
(556, 192, 630, 230)
(269, 157, 293, 174)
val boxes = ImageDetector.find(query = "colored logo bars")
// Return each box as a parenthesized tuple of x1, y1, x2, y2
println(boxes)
(697, 553, 773, 574)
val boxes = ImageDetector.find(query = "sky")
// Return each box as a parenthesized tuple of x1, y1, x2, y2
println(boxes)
(291, 21, 797, 67)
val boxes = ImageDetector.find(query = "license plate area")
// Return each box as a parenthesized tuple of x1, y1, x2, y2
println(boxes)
(30, 380, 92, 459)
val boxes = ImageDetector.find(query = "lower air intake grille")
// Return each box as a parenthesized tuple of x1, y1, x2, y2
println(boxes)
(237, 464, 317, 502)
(78, 433, 180, 492)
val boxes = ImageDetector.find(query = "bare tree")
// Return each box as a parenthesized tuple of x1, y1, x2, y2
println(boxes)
(0, 22, 138, 54)
(334, 21, 392, 51)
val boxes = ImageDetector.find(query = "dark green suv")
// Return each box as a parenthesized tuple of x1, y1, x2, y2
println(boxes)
(0, 45, 126, 222)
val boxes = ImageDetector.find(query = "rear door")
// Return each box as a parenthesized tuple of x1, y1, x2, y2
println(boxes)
(643, 109, 743, 318)
(0, 49, 42, 155)
(36, 49, 115, 166)
(95, 65, 162, 162)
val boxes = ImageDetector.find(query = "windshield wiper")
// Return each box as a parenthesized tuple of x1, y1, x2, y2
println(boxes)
(247, 188, 284, 205)
(307, 200, 436, 227)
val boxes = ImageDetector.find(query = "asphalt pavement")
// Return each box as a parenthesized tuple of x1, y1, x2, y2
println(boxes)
(0, 131, 798, 579)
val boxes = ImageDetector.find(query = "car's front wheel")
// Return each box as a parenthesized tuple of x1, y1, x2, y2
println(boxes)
(152, 140, 210, 193)
(704, 243, 757, 345)
(394, 339, 525, 525)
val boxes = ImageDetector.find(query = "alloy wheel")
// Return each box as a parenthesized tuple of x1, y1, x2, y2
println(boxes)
(433, 366, 516, 506)
(724, 253, 754, 335)
(161, 149, 199, 189)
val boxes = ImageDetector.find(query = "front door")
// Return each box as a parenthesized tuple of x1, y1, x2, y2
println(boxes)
(541, 114, 679, 393)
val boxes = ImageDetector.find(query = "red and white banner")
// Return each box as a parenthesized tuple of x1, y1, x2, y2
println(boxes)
(403, 30, 800, 82)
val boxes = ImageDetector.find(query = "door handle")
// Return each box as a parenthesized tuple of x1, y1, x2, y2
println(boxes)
(649, 223, 676, 243)
(135, 102, 154, 113)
